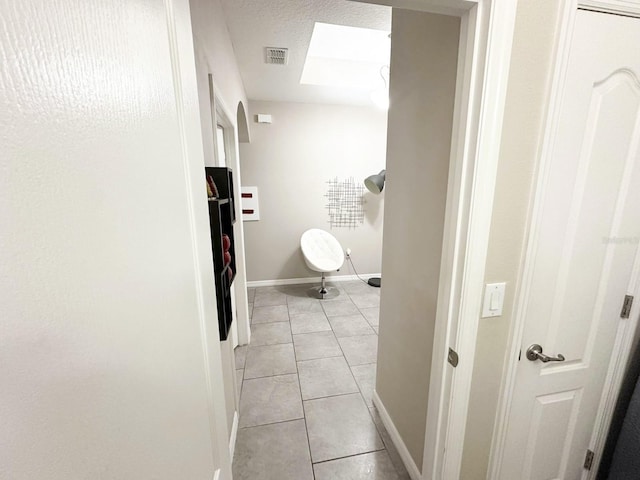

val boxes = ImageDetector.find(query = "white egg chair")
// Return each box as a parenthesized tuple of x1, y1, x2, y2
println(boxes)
(300, 229, 345, 299)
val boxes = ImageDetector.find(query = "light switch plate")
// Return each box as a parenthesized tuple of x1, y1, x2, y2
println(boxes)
(482, 282, 506, 318)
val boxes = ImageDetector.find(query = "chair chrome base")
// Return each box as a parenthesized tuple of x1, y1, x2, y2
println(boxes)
(319, 272, 328, 299)
(312, 272, 339, 300)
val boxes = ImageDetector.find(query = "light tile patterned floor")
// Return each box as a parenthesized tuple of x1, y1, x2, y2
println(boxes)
(233, 282, 410, 480)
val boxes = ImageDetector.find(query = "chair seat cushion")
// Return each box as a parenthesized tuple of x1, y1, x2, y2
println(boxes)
(300, 229, 345, 272)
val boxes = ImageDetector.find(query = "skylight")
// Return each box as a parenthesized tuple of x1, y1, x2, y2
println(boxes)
(300, 23, 391, 91)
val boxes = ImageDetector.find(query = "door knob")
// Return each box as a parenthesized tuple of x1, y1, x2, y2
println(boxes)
(526, 344, 565, 363)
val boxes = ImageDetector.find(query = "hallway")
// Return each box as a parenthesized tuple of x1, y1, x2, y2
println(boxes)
(232, 282, 409, 479)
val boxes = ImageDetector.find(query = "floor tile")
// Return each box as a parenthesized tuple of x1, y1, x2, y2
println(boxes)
(289, 312, 331, 334)
(340, 281, 375, 295)
(254, 291, 288, 307)
(278, 284, 310, 296)
(239, 374, 303, 428)
(233, 419, 313, 480)
(319, 290, 352, 302)
(339, 335, 378, 366)
(369, 407, 411, 480)
(254, 286, 282, 293)
(328, 281, 348, 292)
(298, 356, 359, 400)
(360, 307, 380, 327)
(329, 314, 376, 337)
(234, 345, 248, 369)
(351, 363, 376, 407)
(349, 293, 380, 309)
(313, 450, 400, 480)
(248, 303, 253, 319)
(250, 322, 292, 346)
(252, 305, 289, 324)
(287, 297, 323, 315)
(247, 288, 256, 302)
(304, 393, 384, 463)
(244, 343, 297, 379)
(373, 326, 379, 335)
(293, 331, 342, 361)
(322, 300, 360, 317)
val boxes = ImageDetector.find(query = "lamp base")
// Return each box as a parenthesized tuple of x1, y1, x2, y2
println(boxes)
(368, 277, 381, 288)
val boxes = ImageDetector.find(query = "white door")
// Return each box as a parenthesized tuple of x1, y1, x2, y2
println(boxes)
(499, 9, 640, 479)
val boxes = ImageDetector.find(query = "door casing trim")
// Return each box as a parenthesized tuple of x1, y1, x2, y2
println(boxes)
(364, 0, 519, 478)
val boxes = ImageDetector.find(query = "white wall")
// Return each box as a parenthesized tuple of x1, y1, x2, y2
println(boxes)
(375, 8, 460, 470)
(460, 0, 564, 477)
(190, 0, 249, 166)
(188, 0, 251, 439)
(0, 0, 232, 478)
(239, 100, 387, 282)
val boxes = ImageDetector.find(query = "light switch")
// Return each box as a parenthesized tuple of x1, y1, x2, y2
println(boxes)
(482, 282, 506, 318)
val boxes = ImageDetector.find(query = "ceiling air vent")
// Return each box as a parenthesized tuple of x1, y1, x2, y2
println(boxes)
(265, 47, 288, 65)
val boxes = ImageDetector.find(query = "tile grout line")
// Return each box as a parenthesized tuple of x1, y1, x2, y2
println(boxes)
(343, 287, 380, 410)
(311, 446, 388, 466)
(288, 300, 317, 480)
(302, 391, 362, 404)
(354, 302, 380, 330)
(296, 352, 344, 362)
(237, 414, 305, 431)
(234, 416, 305, 432)
(366, 406, 411, 479)
(340, 287, 391, 467)
(316, 306, 373, 416)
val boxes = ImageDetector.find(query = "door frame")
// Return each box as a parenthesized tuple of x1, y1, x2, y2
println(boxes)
(208, 74, 252, 348)
(363, 0, 518, 478)
(211, 90, 239, 348)
(488, 1, 640, 478)
(165, 1, 234, 478)
(384, 0, 519, 478)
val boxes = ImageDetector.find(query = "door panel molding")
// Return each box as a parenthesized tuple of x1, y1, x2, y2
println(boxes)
(488, 3, 640, 479)
(523, 389, 582, 479)
(580, 0, 640, 17)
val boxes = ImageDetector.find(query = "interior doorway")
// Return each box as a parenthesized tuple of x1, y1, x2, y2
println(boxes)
(205, 74, 253, 464)
(221, 0, 520, 478)
(208, 75, 252, 350)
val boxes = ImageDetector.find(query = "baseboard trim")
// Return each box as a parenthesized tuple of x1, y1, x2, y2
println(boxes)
(229, 410, 239, 459)
(247, 274, 381, 288)
(372, 390, 422, 480)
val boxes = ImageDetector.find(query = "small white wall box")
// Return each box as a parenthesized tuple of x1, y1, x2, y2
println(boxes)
(482, 282, 506, 318)
(256, 114, 272, 124)
(241, 186, 260, 221)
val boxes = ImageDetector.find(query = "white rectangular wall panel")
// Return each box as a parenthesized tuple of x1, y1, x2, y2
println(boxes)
(241, 186, 260, 221)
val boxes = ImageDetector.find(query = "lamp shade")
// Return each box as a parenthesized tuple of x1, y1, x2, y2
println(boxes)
(364, 170, 386, 194)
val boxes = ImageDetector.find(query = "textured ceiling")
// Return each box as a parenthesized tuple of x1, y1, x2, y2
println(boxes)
(220, 0, 391, 106)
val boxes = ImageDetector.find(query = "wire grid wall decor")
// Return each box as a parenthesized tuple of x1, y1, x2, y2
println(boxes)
(325, 176, 366, 229)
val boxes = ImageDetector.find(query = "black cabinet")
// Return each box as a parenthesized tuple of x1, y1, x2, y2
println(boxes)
(205, 167, 236, 341)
